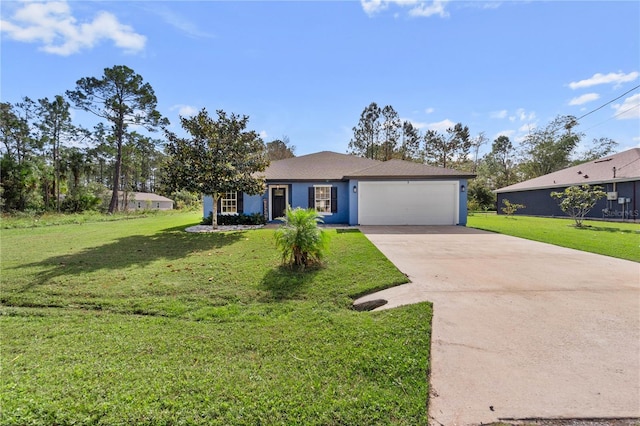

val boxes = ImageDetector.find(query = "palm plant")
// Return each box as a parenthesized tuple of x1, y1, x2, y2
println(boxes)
(274, 207, 329, 268)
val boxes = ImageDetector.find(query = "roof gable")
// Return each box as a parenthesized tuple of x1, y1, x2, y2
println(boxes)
(496, 148, 640, 193)
(263, 151, 474, 181)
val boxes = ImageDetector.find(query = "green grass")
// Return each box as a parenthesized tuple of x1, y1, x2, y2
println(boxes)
(1, 212, 431, 425)
(0, 209, 190, 229)
(468, 213, 640, 262)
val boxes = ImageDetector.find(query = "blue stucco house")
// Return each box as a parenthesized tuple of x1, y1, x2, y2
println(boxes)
(203, 151, 475, 226)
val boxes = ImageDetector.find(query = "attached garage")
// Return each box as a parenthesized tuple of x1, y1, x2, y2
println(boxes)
(358, 181, 459, 225)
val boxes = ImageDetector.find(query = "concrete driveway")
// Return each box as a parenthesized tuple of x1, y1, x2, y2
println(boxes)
(355, 226, 640, 426)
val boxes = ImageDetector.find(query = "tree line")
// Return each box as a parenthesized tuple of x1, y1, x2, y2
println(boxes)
(0, 65, 294, 215)
(349, 102, 618, 210)
(1, 67, 618, 216)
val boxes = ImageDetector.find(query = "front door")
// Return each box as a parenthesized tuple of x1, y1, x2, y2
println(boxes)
(271, 187, 287, 220)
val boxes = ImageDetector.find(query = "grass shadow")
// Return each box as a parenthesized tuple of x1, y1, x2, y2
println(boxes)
(10, 227, 247, 291)
(259, 266, 320, 301)
(575, 225, 638, 234)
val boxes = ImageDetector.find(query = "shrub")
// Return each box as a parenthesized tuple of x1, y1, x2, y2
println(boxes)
(467, 181, 495, 211)
(274, 207, 329, 269)
(551, 184, 606, 227)
(501, 199, 525, 217)
(60, 193, 102, 213)
(171, 190, 200, 210)
(201, 212, 266, 226)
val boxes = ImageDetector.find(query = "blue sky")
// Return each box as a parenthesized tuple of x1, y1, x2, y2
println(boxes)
(2, 0, 639, 157)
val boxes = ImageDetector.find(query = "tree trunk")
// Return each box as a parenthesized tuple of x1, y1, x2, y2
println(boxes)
(211, 193, 220, 230)
(108, 120, 124, 214)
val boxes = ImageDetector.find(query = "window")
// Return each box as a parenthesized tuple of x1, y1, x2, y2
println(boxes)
(220, 191, 237, 214)
(314, 186, 331, 213)
(308, 186, 337, 213)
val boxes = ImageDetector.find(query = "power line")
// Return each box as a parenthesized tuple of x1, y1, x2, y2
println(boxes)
(581, 103, 640, 132)
(575, 84, 640, 122)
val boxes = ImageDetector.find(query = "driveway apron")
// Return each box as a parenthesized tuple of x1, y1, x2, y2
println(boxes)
(356, 226, 640, 426)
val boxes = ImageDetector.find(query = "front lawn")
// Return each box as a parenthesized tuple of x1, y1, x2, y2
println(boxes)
(468, 213, 640, 262)
(1, 212, 431, 425)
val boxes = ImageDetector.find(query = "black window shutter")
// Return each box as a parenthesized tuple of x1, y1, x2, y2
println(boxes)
(308, 187, 314, 209)
(237, 191, 243, 214)
(331, 187, 338, 213)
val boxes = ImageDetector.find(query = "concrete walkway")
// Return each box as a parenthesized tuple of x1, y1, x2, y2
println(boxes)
(355, 226, 640, 426)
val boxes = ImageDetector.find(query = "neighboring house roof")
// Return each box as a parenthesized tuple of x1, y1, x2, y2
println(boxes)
(118, 192, 174, 203)
(496, 148, 640, 193)
(262, 151, 475, 181)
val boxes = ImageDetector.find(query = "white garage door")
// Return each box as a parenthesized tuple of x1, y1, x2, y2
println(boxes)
(358, 181, 459, 225)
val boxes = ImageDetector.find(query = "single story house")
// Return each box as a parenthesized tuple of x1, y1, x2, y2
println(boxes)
(203, 151, 474, 226)
(118, 192, 174, 211)
(495, 148, 640, 220)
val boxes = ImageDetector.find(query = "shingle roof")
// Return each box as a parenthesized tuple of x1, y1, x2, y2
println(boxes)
(119, 192, 174, 202)
(495, 148, 640, 193)
(262, 151, 474, 181)
(347, 159, 475, 179)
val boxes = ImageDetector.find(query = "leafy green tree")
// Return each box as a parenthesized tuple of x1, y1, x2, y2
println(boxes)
(380, 105, 401, 161)
(520, 115, 581, 179)
(274, 207, 329, 269)
(266, 136, 295, 160)
(398, 120, 421, 161)
(164, 108, 269, 229)
(0, 99, 45, 211)
(0, 101, 32, 162)
(37, 95, 86, 211)
(66, 65, 168, 213)
(423, 123, 471, 169)
(349, 103, 423, 162)
(483, 135, 518, 189)
(467, 180, 495, 211)
(349, 102, 382, 159)
(571, 137, 618, 165)
(551, 184, 606, 227)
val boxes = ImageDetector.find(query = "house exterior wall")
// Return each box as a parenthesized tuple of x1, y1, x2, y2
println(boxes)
(202, 178, 471, 225)
(496, 180, 639, 220)
(289, 181, 349, 224)
(459, 179, 469, 225)
(202, 181, 350, 224)
(123, 199, 173, 211)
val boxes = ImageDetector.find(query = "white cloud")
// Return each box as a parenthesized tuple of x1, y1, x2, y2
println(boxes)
(425, 107, 435, 114)
(494, 129, 515, 139)
(427, 119, 455, 132)
(361, 0, 389, 15)
(259, 130, 268, 139)
(0, 1, 145, 56)
(490, 110, 507, 119)
(361, 0, 449, 18)
(568, 71, 639, 90)
(612, 93, 640, 120)
(408, 0, 449, 17)
(148, 5, 214, 39)
(568, 93, 600, 106)
(170, 104, 198, 117)
(509, 108, 536, 122)
(518, 123, 535, 133)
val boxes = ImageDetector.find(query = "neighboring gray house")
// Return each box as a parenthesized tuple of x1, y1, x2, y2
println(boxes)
(495, 148, 640, 220)
(203, 151, 474, 226)
(118, 192, 174, 211)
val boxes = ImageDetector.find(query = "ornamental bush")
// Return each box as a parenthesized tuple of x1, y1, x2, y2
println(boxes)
(274, 207, 329, 269)
(201, 212, 266, 226)
(551, 184, 606, 227)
